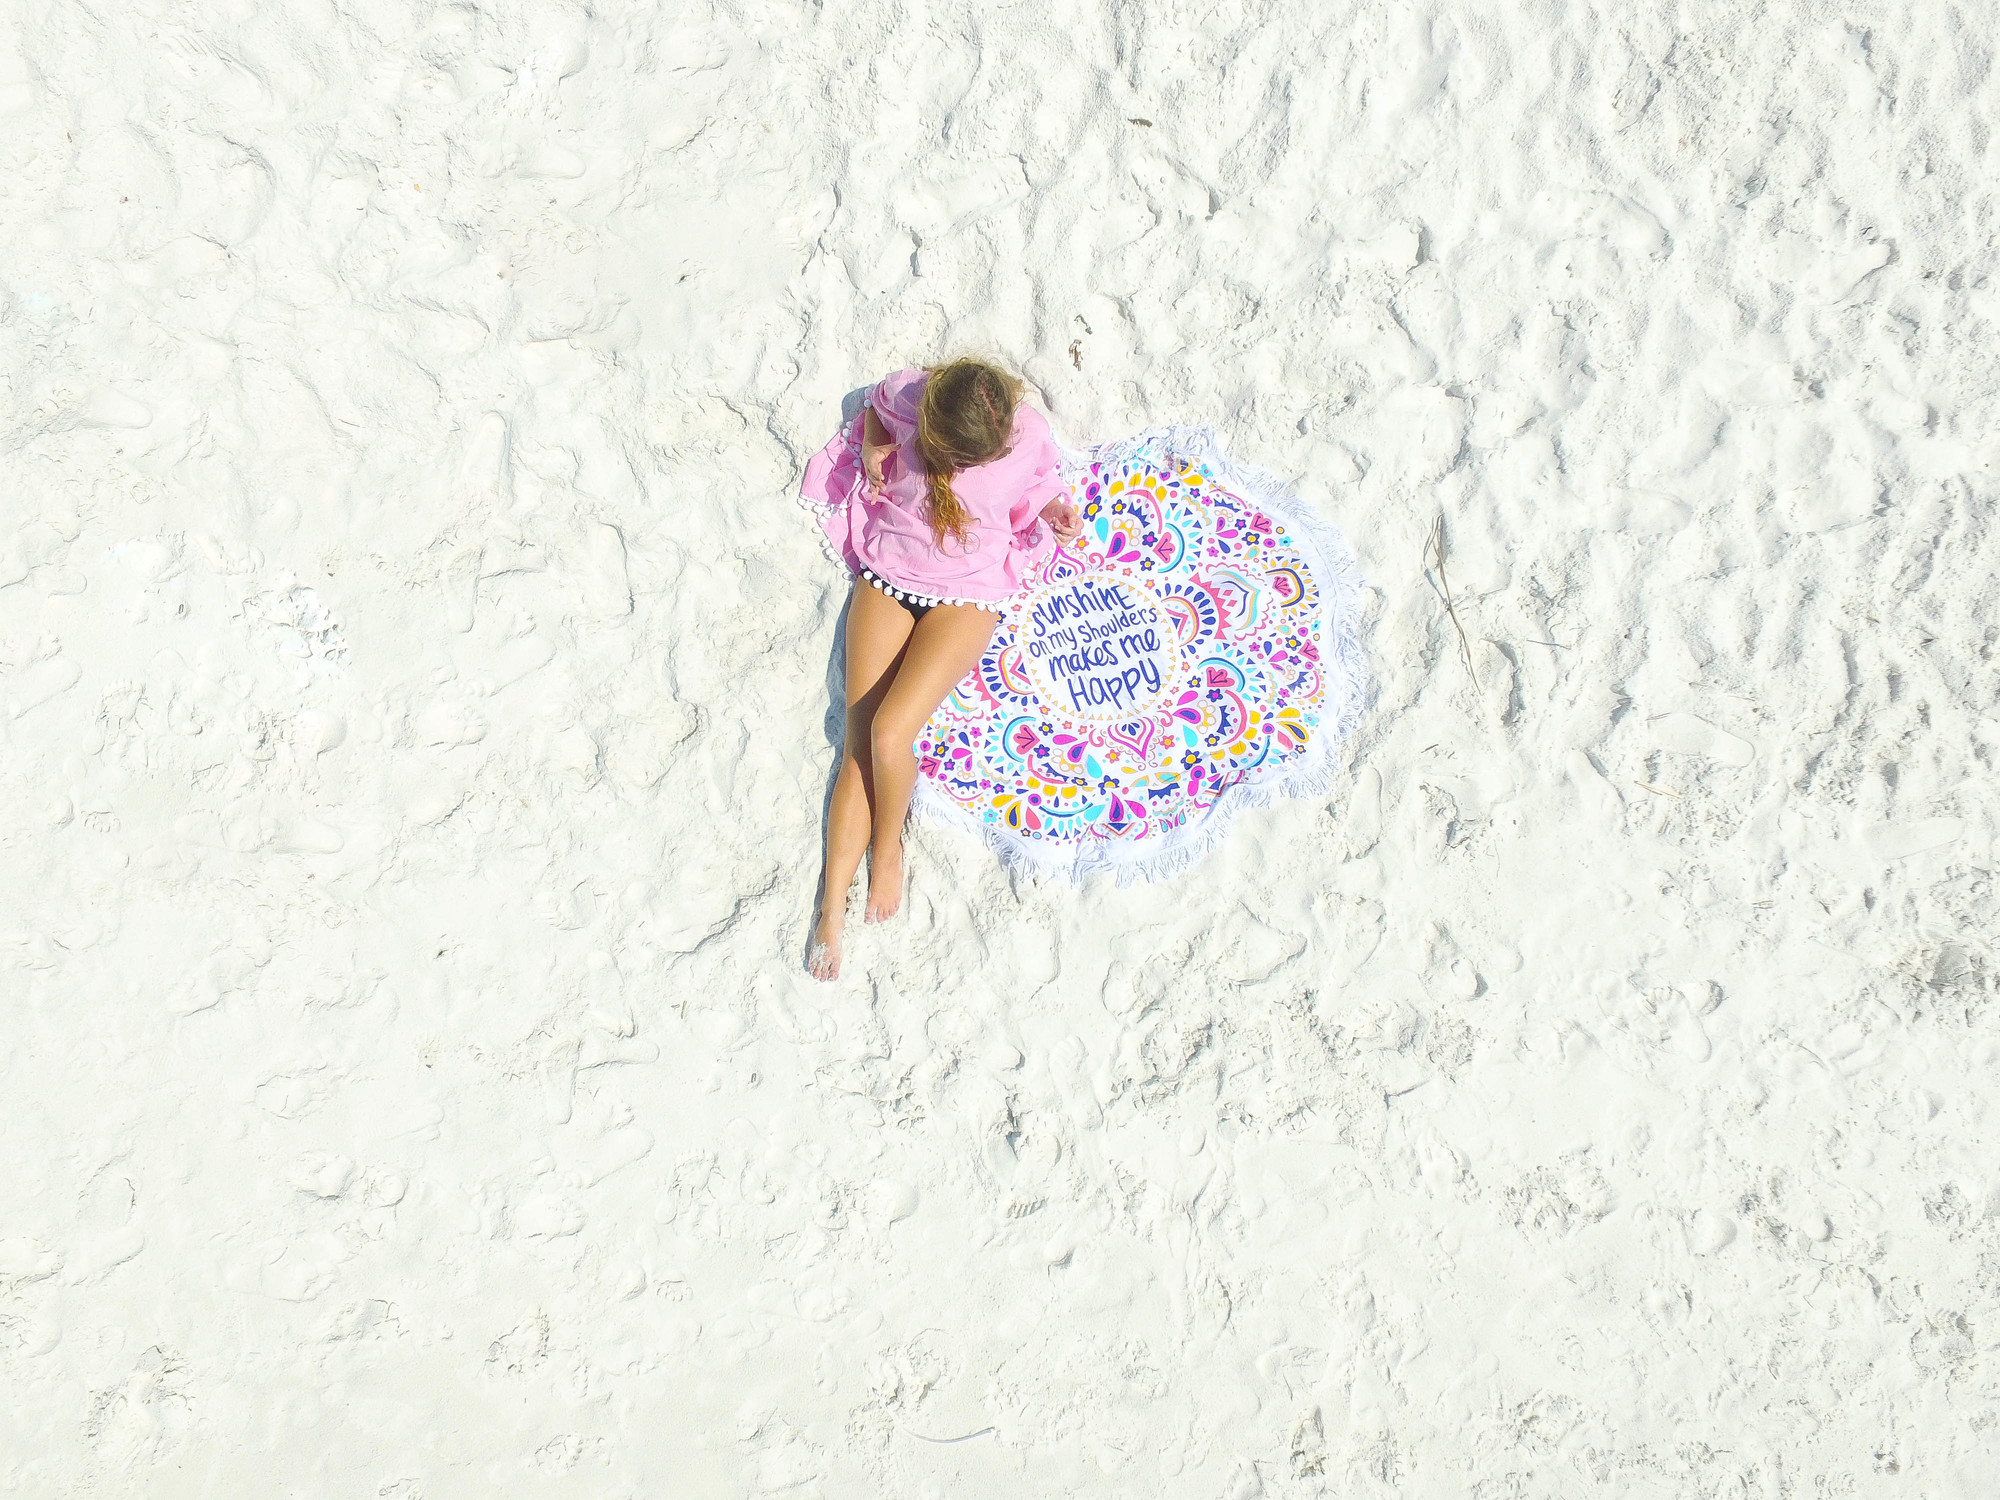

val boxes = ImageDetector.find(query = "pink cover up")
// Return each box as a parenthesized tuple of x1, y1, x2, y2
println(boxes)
(799, 367, 1070, 609)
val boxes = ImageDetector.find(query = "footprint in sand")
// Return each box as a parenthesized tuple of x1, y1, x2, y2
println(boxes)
(1864, 818, 1963, 861)
(1340, 765, 1384, 857)
(582, 1123, 654, 1185)
(515, 1193, 585, 1240)
(6, 655, 81, 718)
(1649, 711, 1754, 767)
(287, 1152, 358, 1199)
(0, 1236, 63, 1282)
(542, 1039, 580, 1124)
(868, 1179, 918, 1226)
(1688, 1208, 1737, 1255)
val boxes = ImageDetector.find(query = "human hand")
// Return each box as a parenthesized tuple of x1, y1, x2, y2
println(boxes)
(861, 405, 891, 490)
(1041, 496, 1083, 546)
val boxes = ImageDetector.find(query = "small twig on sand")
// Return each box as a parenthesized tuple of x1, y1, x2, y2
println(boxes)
(1423, 515, 1475, 679)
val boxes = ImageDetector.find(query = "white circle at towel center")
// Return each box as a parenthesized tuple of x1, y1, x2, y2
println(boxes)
(1012, 572, 1179, 725)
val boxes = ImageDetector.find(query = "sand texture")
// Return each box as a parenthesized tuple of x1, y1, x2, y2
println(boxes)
(4, 0, 1999, 1494)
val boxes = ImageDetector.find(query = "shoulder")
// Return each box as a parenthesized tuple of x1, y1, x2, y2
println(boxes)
(870, 367, 929, 423)
(1009, 401, 1055, 452)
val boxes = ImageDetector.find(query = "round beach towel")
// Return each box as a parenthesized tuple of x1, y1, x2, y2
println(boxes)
(903, 425, 1369, 883)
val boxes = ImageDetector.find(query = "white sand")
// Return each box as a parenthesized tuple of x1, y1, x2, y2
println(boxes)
(4, 0, 1997, 1492)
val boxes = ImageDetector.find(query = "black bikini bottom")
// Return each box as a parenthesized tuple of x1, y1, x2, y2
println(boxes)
(858, 569, 1002, 623)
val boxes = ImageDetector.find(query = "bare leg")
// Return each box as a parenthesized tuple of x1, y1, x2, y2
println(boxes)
(810, 582, 914, 980)
(865, 602, 1001, 923)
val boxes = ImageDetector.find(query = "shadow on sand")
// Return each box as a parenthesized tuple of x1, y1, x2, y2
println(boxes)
(803, 384, 872, 968)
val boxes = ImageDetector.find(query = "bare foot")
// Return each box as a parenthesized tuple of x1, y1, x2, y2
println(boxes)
(807, 910, 843, 981)
(864, 844, 904, 923)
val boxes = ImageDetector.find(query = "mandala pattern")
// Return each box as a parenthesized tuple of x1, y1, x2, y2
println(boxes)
(911, 436, 1352, 875)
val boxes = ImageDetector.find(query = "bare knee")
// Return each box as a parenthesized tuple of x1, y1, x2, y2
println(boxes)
(844, 704, 876, 767)
(870, 716, 918, 769)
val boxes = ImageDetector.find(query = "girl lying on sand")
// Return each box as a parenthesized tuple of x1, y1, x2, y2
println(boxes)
(799, 359, 1083, 980)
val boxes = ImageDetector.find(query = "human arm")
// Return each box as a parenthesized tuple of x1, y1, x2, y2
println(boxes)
(861, 405, 893, 488)
(859, 369, 926, 491)
(1007, 407, 1082, 547)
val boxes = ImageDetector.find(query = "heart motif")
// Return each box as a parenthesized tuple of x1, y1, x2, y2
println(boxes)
(1106, 718, 1155, 761)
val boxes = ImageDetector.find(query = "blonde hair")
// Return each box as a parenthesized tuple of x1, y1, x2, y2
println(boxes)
(915, 357, 1024, 547)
